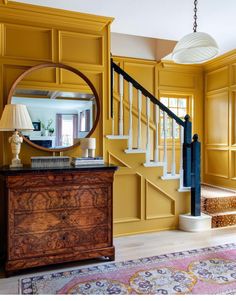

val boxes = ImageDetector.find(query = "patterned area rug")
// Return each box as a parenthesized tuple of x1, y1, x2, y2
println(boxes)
(19, 243, 236, 295)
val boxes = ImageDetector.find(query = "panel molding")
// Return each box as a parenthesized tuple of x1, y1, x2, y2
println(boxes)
(205, 148, 229, 179)
(58, 31, 103, 67)
(145, 179, 175, 220)
(205, 66, 229, 92)
(205, 91, 229, 146)
(107, 151, 131, 168)
(3, 23, 53, 62)
(2, 1, 113, 32)
(113, 172, 143, 224)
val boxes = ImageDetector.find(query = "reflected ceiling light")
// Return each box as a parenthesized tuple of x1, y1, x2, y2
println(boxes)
(172, 0, 219, 64)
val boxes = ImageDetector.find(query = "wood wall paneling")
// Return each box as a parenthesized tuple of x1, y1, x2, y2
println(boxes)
(206, 66, 229, 92)
(145, 180, 175, 220)
(232, 92, 236, 146)
(0, 1, 202, 237)
(204, 51, 236, 190)
(123, 61, 155, 94)
(205, 149, 229, 179)
(231, 151, 236, 180)
(113, 172, 142, 223)
(158, 70, 195, 89)
(59, 31, 103, 66)
(4, 24, 53, 61)
(231, 64, 236, 85)
(205, 92, 229, 146)
(0, 1, 111, 165)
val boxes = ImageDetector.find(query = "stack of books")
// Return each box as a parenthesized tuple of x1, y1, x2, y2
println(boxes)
(31, 156, 70, 168)
(71, 157, 104, 166)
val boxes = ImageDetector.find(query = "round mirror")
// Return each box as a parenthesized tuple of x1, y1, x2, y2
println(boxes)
(7, 63, 100, 152)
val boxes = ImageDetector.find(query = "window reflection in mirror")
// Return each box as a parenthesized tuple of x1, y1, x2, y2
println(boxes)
(12, 89, 96, 149)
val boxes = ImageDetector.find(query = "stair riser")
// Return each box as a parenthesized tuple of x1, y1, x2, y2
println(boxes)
(212, 214, 236, 228)
(201, 197, 236, 214)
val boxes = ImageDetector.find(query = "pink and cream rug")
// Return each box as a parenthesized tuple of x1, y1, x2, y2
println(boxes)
(19, 243, 236, 295)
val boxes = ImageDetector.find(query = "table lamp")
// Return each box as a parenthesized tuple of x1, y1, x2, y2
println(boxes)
(0, 104, 34, 168)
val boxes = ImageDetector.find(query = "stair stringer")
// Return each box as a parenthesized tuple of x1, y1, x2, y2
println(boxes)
(105, 138, 191, 236)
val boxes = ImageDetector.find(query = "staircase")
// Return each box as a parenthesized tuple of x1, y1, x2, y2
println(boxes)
(107, 59, 201, 226)
(201, 184, 236, 228)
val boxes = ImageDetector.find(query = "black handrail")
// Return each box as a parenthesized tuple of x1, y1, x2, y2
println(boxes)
(112, 61, 185, 127)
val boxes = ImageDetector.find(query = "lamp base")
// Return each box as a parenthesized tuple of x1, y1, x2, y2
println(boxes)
(9, 130, 23, 168)
(10, 158, 23, 168)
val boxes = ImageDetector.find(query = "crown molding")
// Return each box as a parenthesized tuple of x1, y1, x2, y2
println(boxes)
(160, 60, 203, 73)
(204, 49, 236, 71)
(0, 1, 114, 32)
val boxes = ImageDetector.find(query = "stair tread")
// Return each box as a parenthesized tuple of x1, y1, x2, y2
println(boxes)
(125, 148, 146, 154)
(106, 135, 129, 140)
(210, 210, 236, 217)
(161, 174, 180, 180)
(201, 184, 236, 199)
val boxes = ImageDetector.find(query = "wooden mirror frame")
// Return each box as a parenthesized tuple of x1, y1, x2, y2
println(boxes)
(7, 63, 100, 152)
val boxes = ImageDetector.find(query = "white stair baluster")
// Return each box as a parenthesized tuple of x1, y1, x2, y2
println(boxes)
(128, 82, 133, 150)
(163, 111, 168, 177)
(171, 119, 176, 176)
(154, 105, 159, 163)
(137, 90, 142, 150)
(119, 74, 124, 135)
(112, 68, 115, 135)
(145, 97, 150, 164)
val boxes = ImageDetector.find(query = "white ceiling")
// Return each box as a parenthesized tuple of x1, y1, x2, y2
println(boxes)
(13, 0, 236, 55)
(12, 97, 91, 110)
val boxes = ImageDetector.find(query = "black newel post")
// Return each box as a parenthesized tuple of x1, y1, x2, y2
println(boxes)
(191, 134, 201, 216)
(183, 115, 192, 187)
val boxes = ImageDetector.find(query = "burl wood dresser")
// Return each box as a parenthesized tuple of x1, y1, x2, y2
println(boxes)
(0, 164, 117, 275)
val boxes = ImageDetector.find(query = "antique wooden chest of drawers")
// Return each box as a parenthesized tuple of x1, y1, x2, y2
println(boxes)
(0, 165, 117, 274)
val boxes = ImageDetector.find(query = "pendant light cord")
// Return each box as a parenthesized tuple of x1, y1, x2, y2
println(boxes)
(193, 0, 198, 32)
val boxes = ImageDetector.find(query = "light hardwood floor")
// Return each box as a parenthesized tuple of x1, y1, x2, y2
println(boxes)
(1, 226, 236, 294)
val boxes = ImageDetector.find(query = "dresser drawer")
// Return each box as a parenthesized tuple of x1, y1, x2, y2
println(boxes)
(7, 171, 114, 188)
(10, 185, 111, 212)
(13, 207, 110, 234)
(9, 226, 111, 260)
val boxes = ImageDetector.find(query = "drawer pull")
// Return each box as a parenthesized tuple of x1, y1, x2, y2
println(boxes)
(62, 236, 66, 241)
(61, 213, 67, 220)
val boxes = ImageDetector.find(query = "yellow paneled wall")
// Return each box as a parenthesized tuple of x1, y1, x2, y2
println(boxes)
(0, 1, 112, 165)
(204, 50, 236, 190)
(106, 56, 203, 235)
(0, 1, 205, 237)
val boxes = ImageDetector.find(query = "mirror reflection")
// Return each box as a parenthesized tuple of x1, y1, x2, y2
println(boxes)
(10, 66, 98, 150)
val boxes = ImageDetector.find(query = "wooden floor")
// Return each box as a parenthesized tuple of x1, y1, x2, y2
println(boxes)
(1, 226, 236, 294)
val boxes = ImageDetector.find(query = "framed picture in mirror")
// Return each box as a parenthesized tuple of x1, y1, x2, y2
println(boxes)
(32, 122, 41, 131)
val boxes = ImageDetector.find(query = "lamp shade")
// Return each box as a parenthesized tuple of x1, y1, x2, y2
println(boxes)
(172, 32, 219, 64)
(0, 104, 34, 131)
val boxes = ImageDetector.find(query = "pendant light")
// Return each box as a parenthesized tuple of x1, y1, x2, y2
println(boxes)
(172, 0, 219, 64)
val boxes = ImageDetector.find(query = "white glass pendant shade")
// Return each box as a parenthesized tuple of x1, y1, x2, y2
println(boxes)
(172, 32, 219, 64)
